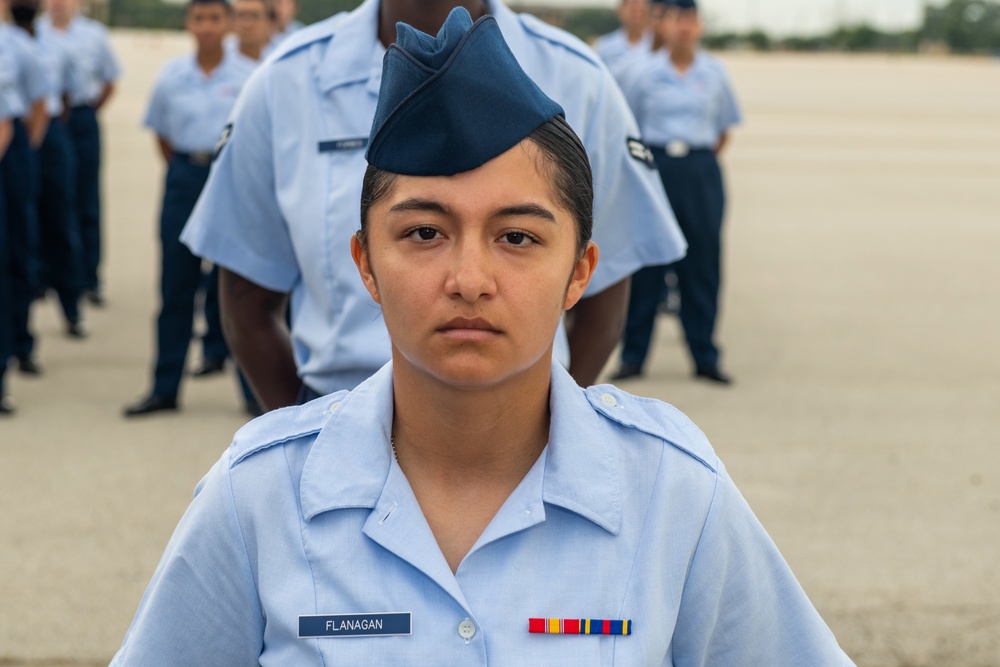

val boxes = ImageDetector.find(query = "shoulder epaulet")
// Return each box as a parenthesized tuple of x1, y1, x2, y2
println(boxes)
(267, 14, 345, 62)
(585, 384, 718, 472)
(228, 391, 349, 468)
(516, 12, 603, 70)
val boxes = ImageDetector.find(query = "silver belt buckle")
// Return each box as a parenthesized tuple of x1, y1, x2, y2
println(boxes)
(666, 140, 690, 158)
(189, 152, 214, 166)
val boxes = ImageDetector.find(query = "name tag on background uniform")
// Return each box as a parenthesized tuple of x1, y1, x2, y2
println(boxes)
(299, 612, 412, 638)
(318, 138, 369, 153)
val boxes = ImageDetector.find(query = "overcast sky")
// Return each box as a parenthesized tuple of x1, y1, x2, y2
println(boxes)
(556, 0, 936, 35)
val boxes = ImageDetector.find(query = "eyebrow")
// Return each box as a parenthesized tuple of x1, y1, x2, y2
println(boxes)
(387, 199, 555, 223)
(388, 199, 450, 215)
(495, 204, 556, 223)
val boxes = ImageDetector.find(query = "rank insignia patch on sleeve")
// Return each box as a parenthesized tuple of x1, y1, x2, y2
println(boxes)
(626, 137, 655, 169)
(215, 123, 233, 159)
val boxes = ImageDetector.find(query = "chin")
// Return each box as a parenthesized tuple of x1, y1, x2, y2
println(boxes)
(407, 349, 549, 390)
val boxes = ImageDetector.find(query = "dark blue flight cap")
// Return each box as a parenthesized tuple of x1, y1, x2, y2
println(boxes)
(674, 0, 697, 8)
(367, 6, 565, 176)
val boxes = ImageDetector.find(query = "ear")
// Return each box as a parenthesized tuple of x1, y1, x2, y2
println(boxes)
(563, 241, 599, 310)
(350, 233, 381, 304)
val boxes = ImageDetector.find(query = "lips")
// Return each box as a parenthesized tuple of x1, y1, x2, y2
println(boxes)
(438, 317, 502, 339)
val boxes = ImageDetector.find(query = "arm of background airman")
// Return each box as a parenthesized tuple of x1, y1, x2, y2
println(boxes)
(155, 135, 172, 163)
(27, 98, 49, 148)
(0, 118, 12, 159)
(219, 268, 302, 410)
(567, 277, 630, 386)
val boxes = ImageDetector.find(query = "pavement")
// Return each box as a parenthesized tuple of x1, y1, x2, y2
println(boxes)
(1, 31, 998, 666)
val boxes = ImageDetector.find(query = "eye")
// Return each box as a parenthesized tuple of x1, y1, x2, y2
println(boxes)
(406, 227, 441, 241)
(502, 231, 535, 246)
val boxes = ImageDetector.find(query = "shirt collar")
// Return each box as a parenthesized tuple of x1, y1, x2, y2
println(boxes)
(299, 361, 622, 534)
(316, 0, 383, 94)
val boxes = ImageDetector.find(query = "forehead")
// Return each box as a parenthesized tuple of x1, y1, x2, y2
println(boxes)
(385, 141, 558, 206)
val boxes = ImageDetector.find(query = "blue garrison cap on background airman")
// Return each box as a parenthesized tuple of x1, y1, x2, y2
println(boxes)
(366, 6, 565, 176)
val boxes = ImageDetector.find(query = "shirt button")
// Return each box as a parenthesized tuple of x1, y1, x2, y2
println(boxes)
(328, 401, 340, 413)
(600, 393, 618, 408)
(458, 619, 476, 640)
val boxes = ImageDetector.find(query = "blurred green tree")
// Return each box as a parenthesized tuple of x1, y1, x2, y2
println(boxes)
(922, 0, 1000, 52)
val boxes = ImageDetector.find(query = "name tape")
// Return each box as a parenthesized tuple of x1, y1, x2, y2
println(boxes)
(318, 138, 370, 153)
(299, 612, 412, 638)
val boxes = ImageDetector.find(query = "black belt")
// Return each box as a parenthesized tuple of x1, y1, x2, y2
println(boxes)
(648, 141, 714, 158)
(174, 151, 215, 167)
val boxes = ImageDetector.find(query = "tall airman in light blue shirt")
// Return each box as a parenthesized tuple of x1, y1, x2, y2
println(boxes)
(181, 0, 687, 411)
(112, 11, 853, 662)
(0, 49, 16, 414)
(123, 0, 254, 417)
(0, 16, 48, 376)
(614, 0, 741, 385)
(37, 0, 121, 303)
(592, 0, 653, 88)
(12, 0, 88, 337)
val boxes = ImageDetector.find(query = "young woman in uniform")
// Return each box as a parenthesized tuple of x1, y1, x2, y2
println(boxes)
(111, 9, 853, 665)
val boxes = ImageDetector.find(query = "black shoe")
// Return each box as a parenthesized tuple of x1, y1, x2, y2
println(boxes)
(611, 364, 643, 381)
(16, 355, 43, 376)
(0, 396, 14, 415)
(66, 319, 88, 339)
(191, 358, 226, 378)
(695, 367, 733, 385)
(85, 289, 106, 307)
(123, 394, 178, 417)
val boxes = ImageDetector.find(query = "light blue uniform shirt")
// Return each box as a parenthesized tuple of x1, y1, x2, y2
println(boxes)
(35, 30, 77, 117)
(625, 50, 741, 149)
(111, 361, 855, 665)
(0, 24, 48, 117)
(181, 0, 687, 394)
(0, 42, 24, 119)
(144, 53, 253, 153)
(36, 14, 121, 107)
(593, 28, 652, 89)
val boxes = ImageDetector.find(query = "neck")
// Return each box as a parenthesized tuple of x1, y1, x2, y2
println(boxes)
(625, 26, 644, 44)
(378, 0, 489, 48)
(15, 21, 36, 35)
(670, 46, 695, 69)
(50, 12, 72, 28)
(197, 45, 224, 72)
(390, 355, 552, 488)
(239, 42, 262, 60)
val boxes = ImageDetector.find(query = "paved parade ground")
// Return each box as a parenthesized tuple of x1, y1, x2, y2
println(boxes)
(1, 31, 999, 666)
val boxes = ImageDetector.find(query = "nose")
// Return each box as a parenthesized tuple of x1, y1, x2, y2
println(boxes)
(444, 237, 497, 303)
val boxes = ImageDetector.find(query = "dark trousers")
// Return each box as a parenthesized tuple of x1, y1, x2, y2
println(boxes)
(621, 264, 670, 370)
(196, 264, 261, 413)
(1, 120, 40, 358)
(0, 167, 11, 395)
(621, 149, 726, 372)
(151, 157, 230, 398)
(38, 120, 83, 323)
(68, 105, 102, 292)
